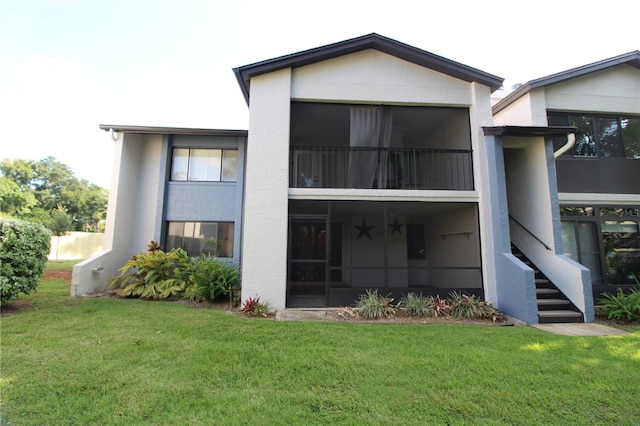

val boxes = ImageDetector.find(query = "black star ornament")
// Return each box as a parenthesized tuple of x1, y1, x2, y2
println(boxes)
(354, 218, 375, 240)
(389, 219, 403, 235)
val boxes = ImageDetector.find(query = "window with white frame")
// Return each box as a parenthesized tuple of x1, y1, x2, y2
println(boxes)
(171, 148, 238, 181)
(166, 221, 234, 258)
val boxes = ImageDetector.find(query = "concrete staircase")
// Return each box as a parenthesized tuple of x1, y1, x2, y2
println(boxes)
(512, 246, 584, 324)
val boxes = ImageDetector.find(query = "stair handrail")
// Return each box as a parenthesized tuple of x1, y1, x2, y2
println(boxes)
(509, 215, 552, 251)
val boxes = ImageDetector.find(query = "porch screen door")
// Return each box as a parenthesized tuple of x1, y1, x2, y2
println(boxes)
(287, 216, 329, 307)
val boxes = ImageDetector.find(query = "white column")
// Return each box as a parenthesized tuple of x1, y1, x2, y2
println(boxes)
(241, 69, 292, 310)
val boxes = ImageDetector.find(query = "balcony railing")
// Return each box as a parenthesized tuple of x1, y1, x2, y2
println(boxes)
(290, 146, 474, 190)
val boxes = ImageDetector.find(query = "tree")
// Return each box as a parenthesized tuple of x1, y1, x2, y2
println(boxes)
(0, 176, 37, 216)
(49, 205, 74, 237)
(0, 157, 108, 232)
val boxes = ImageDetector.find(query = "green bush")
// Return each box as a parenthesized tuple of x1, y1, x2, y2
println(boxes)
(107, 245, 192, 299)
(356, 289, 397, 319)
(0, 218, 51, 305)
(185, 255, 240, 302)
(597, 276, 640, 322)
(401, 292, 433, 317)
(108, 242, 241, 302)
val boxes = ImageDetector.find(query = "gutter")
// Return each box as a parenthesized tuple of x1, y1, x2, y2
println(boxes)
(553, 133, 576, 158)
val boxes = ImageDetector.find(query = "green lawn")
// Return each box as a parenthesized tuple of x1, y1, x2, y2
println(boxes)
(2, 279, 639, 425)
(45, 259, 84, 271)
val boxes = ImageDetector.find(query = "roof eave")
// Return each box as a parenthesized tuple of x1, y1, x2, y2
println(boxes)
(99, 124, 248, 137)
(234, 33, 504, 104)
(492, 50, 640, 115)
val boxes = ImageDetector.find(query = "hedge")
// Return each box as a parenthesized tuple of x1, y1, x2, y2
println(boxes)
(0, 219, 51, 305)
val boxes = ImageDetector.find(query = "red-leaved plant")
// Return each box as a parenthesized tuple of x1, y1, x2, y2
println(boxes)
(241, 296, 269, 317)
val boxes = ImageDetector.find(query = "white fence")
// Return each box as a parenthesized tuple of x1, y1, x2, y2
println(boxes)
(48, 232, 105, 260)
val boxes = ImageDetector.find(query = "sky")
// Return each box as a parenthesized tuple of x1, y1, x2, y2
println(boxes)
(1, 0, 638, 189)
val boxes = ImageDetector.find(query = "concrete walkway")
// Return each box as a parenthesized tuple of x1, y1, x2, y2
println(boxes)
(533, 323, 629, 336)
(275, 309, 332, 321)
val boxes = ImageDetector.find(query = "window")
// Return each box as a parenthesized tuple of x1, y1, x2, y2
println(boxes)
(171, 148, 238, 181)
(548, 113, 640, 158)
(166, 221, 234, 257)
(560, 206, 640, 286)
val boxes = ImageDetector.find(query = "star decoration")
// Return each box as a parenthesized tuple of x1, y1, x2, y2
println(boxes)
(354, 218, 375, 240)
(389, 219, 403, 235)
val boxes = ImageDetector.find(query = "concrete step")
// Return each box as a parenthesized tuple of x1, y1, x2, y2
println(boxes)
(537, 298, 571, 310)
(536, 288, 560, 297)
(538, 310, 583, 323)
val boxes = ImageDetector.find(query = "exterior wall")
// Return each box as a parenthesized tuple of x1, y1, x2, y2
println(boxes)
(548, 66, 640, 196)
(423, 205, 481, 288)
(241, 69, 292, 310)
(556, 158, 640, 194)
(470, 83, 509, 309)
(545, 65, 640, 114)
(559, 193, 640, 205)
(493, 90, 547, 126)
(478, 134, 539, 323)
(132, 135, 167, 253)
(505, 137, 593, 321)
(165, 135, 246, 262)
(292, 50, 473, 106)
(243, 50, 498, 310)
(72, 133, 165, 296)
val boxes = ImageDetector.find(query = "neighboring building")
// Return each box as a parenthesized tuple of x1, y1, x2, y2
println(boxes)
(73, 34, 639, 324)
(493, 51, 640, 299)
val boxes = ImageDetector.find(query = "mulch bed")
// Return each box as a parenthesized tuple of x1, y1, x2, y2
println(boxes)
(42, 270, 73, 281)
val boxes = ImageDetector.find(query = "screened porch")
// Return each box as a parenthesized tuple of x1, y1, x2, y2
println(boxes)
(289, 102, 474, 191)
(287, 200, 483, 307)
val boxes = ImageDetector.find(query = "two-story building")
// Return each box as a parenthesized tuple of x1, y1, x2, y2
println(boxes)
(493, 50, 640, 301)
(72, 34, 639, 324)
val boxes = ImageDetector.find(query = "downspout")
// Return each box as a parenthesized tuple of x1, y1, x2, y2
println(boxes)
(553, 133, 575, 158)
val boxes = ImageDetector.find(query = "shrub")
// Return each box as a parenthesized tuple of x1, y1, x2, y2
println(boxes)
(109, 242, 242, 303)
(402, 292, 433, 317)
(241, 297, 269, 317)
(428, 295, 452, 318)
(107, 245, 192, 299)
(449, 291, 503, 321)
(356, 289, 397, 319)
(0, 219, 51, 305)
(597, 276, 640, 322)
(449, 291, 483, 319)
(185, 255, 241, 302)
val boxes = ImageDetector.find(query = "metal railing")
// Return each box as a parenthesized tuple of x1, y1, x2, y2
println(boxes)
(509, 215, 552, 251)
(290, 146, 474, 190)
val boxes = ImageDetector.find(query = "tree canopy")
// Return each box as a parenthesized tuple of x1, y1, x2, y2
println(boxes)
(0, 157, 108, 233)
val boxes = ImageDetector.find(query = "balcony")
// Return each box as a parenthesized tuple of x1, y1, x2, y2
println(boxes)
(290, 146, 474, 190)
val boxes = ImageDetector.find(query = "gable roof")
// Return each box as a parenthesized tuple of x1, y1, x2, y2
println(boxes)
(492, 50, 640, 115)
(233, 33, 504, 103)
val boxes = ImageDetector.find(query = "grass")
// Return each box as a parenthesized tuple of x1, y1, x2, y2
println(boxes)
(1, 279, 639, 425)
(45, 259, 84, 271)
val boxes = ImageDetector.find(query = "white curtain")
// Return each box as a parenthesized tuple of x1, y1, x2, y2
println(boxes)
(349, 107, 393, 188)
